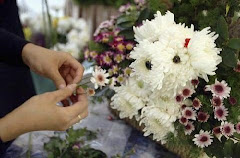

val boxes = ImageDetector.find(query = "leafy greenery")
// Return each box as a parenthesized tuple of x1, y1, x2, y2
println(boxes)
(44, 128, 107, 158)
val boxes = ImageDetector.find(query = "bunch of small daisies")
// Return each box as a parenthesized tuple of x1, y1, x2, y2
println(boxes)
(86, 18, 136, 88)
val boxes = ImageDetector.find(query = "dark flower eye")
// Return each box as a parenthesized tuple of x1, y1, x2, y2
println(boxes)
(145, 61, 152, 70)
(173, 55, 181, 63)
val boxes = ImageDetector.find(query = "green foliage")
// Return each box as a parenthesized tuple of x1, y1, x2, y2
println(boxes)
(228, 38, 240, 50)
(44, 128, 107, 158)
(216, 16, 229, 41)
(221, 48, 238, 68)
(88, 41, 106, 53)
(72, 0, 134, 8)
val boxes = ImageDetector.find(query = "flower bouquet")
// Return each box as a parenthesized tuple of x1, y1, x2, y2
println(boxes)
(85, 0, 240, 157)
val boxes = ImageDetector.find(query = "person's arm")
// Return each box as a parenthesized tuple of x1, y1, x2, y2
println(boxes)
(0, 85, 88, 142)
(0, 28, 29, 66)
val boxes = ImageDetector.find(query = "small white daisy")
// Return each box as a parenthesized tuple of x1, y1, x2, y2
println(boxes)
(124, 67, 132, 76)
(221, 122, 235, 137)
(184, 121, 195, 135)
(193, 130, 213, 148)
(117, 74, 125, 83)
(205, 79, 231, 99)
(182, 107, 197, 120)
(193, 98, 202, 110)
(86, 88, 95, 96)
(109, 77, 116, 89)
(90, 67, 109, 89)
(236, 122, 240, 134)
(214, 106, 228, 121)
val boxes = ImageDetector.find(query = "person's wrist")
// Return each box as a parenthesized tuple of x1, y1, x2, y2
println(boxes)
(22, 43, 35, 67)
(0, 109, 31, 142)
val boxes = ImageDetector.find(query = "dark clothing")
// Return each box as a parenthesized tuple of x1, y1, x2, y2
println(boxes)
(0, 0, 36, 157)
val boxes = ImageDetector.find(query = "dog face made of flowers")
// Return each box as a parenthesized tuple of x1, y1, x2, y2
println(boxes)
(130, 11, 222, 98)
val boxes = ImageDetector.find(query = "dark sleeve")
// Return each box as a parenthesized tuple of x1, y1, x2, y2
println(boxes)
(0, 28, 29, 66)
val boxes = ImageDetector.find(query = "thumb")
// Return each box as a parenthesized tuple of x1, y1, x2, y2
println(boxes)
(52, 84, 77, 102)
(50, 70, 66, 89)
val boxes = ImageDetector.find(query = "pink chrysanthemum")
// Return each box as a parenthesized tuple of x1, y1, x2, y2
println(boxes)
(191, 79, 199, 87)
(211, 96, 223, 107)
(90, 51, 98, 59)
(185, 122, 195, 135)
(182, 107, 196, 120)
(214, 106, 228, 121)
(193, 130, 213, 148)
(205, 79, 231, 99)
(236, 122, 240, 134)
(181, 104, 187, 110)
(125, 41, 135, 50)
(213, 126, 221, 135)
(176, 95, 184, 103)
(197, 111, 209, 123)
(102, 54, 113, 65)
(221, 122, 235, 137)
(193, 98, 202, 110)
(179, 116, 188, 125)
(182, 88, 194, 98)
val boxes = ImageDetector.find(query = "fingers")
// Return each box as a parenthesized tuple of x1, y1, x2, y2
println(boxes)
(65, 57, 84, 84)
(50, 70, 66, 89)
(52, 84, 77, 102)
(65, 87, 88, 118)
(68, 110, 88, 126)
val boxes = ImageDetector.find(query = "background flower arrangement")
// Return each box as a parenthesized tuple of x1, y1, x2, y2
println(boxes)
(21, 6, 90, 60)
(85, 0, 240, 158)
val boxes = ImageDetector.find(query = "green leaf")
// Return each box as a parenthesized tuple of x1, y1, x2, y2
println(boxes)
(117, 21, 135, 29)
(223, 139, 234, 157)
(88, 41, 106, 52)
(233, 143, 240, 158)
(216, 16, 229, 40)
(118, 29, 134, 40)
(137, 8, 151, 23)
(221, 48, 237, 68)
(117, 14, 134, 25)
(228, 38, 240, 50)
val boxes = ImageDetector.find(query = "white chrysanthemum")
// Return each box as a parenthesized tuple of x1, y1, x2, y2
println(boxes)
(63, 43, 80, 59)
(188, 27, 222, 81)
(90, 67, 109, 89)
(133, 11, 175, 42)
(72, 18, 88, 31)
(57, 17, 72, 34)
(67, 29, 90, 48)
(111, 77, 147, 119)
(130, 11, 221, 98)
(140, 97, 181, 142)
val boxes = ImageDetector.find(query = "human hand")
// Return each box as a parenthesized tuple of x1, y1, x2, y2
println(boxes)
(0, 84, 88, 142)
(22, 43, 84, 89)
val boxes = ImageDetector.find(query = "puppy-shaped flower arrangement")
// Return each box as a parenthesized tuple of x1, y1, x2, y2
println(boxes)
(112, 11, 227, 146)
